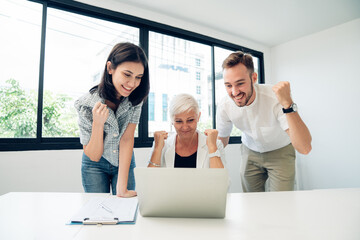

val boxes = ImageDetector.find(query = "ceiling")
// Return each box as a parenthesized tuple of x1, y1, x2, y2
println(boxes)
(113, 0, 360, 47)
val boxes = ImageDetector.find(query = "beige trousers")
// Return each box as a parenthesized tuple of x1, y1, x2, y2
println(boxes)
(240, 143, 296, 192)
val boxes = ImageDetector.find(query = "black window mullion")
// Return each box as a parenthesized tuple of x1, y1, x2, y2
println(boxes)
(137, 27, 150, 146)
(258, 55, 265, 84)
(211, 45, 216, 129)
(36, 1, 47, 143)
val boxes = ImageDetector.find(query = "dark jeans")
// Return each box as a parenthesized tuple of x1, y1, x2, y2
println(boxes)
(81, 152, 136, 195)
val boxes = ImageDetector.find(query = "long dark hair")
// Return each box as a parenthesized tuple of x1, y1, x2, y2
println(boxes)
(91, 42, 150, 106)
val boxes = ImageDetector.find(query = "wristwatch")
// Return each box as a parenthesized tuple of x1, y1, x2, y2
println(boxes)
(282, 103, 298, 114)
(208, 150, 221, 158)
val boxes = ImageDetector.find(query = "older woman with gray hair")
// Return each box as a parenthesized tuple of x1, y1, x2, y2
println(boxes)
(148, 93, 225, 168)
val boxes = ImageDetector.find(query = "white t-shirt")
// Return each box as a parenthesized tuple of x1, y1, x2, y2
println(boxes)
(216, 84, 291, 153)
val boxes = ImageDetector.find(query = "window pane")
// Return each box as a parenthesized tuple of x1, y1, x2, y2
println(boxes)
(148, 92, 155, 121)
(148, 32, 213, 136)
(253, 56, 260, 78)
(162, 94, 168, 121)
(214, 47, 260, 137)
(43, 8, 139, 137)
(0, 0, 42, 138)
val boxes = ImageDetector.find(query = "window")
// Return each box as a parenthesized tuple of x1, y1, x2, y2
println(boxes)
(196, 86, 201, 94)
(148, 31, 213, 136)
(148, 92, 155, 121)
(196, 72, 201, 80)
(43, 7, 139, 138)
(0, 0, 264, 150)
(195, 58, 201, 67)
(0, 0, 42, 138)
(162, 94, 168, 122)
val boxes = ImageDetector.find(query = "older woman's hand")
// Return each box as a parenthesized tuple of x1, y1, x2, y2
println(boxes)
(153, 131, 168, 151)
(204, 129, 218, 152)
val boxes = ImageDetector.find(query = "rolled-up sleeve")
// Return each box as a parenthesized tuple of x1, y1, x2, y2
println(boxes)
(217, 139, 226, 167)
(275, 103, 289, 131)
(130, 101, 143, 124)
(74, 100, 92, 145)
(216, 105, 233, 138)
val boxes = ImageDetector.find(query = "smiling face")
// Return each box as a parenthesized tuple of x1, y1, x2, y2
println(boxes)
(173, 110, 200, 139)
(223, 63, 257, 107)
(107, 61, 144, 98)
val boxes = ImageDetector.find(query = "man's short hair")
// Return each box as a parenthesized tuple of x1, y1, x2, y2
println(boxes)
(222, 51, 254, 77)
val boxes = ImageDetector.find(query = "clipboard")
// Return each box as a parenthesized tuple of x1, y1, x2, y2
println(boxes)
(68, 196, 138, 225)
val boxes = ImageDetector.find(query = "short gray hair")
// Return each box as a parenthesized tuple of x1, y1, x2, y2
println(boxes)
(169, 93, 199, 122)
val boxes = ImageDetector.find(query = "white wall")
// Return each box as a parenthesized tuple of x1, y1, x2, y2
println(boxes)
(270, 18, 360, 190)
(0, 146, 242, 195)
(0, 150, 83, 194)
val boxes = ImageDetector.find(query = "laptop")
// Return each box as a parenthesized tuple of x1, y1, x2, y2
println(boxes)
(135, 168, 229, 218)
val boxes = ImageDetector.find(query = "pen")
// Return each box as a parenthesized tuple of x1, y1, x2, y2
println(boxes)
(99, 203, 113, 213)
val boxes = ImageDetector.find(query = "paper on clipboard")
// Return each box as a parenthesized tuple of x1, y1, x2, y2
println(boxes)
(69, 196, 138, 225)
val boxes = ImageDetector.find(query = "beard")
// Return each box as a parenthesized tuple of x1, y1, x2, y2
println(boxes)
(233, 83, 254, 107)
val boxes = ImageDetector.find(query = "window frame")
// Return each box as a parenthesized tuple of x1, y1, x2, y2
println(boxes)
(0, 0, 264, 151)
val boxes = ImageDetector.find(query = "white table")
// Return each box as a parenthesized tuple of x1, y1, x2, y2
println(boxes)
(0, 189, 359, 240)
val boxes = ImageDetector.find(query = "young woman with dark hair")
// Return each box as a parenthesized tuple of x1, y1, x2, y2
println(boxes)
(75, 42, 149, 197)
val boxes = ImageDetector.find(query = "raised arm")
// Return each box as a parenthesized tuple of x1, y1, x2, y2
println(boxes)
(272, 81, 312, 155)
(83, 102, 109, 161)
(219, 136, 230, 148)
(204, 129, 225, 168)
(148, 131, 168, 167)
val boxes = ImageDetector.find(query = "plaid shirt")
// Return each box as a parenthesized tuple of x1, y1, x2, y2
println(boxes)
(74, 91, 142, 166)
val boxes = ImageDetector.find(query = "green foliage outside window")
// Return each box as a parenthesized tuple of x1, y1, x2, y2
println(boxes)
(197, 118, 242, 137)
(0, 79, 78, 138)
(197, 119, 213, 132)
(0, 79, 37, 137)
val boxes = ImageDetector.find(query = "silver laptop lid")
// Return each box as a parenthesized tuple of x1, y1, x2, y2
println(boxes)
(135, 168, 229, 218)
